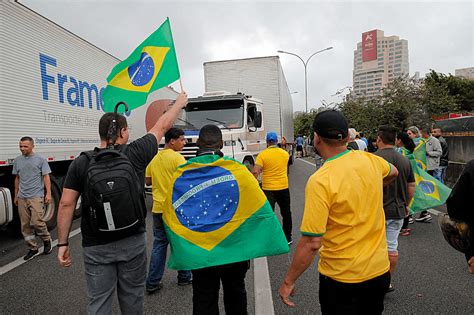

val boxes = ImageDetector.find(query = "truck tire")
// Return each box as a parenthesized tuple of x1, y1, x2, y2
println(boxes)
(44, 176, 61, 231)
(243, 157, 255, 172)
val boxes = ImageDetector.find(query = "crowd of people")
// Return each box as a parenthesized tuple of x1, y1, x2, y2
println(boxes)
(12, 91, 472, 314)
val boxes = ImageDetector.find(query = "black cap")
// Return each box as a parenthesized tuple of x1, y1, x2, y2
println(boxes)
(312, 110, 348, 140)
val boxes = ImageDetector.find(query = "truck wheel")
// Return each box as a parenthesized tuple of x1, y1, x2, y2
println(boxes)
(243, 157, 255, 172)
(44, 177, 61, 231)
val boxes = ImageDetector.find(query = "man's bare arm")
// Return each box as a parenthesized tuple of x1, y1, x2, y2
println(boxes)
(252, 165, 262, 178)
(44, 174, 52, 204)
(57, 188, 80, 267)
(279, 236, 322, 307)
(383, 163, 398, 186)
(14, 175, 19, 205)
(148, 91, 188, 143)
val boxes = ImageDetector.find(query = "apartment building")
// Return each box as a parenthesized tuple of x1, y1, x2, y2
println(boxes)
(353, 30, 409, 98)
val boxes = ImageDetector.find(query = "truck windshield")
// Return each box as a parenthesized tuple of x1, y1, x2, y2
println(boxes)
(181, 99, 244, 130)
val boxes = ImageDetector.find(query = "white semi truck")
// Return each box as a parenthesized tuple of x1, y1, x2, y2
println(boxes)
(174, 56, 294, 168)
(0, 1, 178, 230)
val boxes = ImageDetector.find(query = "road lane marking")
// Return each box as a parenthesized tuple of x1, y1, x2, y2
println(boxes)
(254, 257, 275, 315)
(0, 227, 81, 276)
(428, 208, 443, 216)
(297, 158, 316, 167)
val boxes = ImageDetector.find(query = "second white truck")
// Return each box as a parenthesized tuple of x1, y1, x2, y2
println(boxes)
(174, 56, 295, 167)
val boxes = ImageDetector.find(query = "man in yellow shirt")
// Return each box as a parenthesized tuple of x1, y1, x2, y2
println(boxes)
(145, 128, 191, 294)
(253, 132, 292, 244)
(279, 110, 399, 314)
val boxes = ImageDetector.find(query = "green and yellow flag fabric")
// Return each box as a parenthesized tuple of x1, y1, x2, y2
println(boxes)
(102, 18, 180, 112)
(163, 155, 289, 270)
(407, 154, 451, 213)
(413, 139, 427, 170)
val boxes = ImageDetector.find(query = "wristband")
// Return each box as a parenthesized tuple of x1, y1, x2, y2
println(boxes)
(57, 242, 69, 247)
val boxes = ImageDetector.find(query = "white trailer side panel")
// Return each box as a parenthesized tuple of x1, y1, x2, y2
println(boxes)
(277, 61, 295, 142)
(204, 56, 294, 141)
(0, 1, 176, 165)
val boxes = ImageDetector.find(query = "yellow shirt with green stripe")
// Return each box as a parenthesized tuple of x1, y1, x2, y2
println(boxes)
(146, 149, 186, 214)
(255, 146, 289, 190)
(300, 150, 391, 283)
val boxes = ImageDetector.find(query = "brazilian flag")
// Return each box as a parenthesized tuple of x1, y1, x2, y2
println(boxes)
(407, 154, 452, 213)
(102, 18, 179, 112)
(413, 138, 427, 170)
(163, 155, 289, 270)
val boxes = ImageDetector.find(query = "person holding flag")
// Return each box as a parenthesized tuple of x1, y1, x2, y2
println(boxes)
(163, 125, 289, 315)
(57, 18, 187, 314)
(416, 126, 443, 222)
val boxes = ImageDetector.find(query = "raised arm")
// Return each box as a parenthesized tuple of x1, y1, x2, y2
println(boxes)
(148, 91, 188, 143)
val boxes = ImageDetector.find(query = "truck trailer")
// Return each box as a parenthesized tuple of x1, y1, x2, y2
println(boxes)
(0, 1, 178, 230)
(204, 56, 295, 145)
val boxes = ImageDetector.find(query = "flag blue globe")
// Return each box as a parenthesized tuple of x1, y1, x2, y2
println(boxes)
(172, 166, 239, 232)
(128, 52, 155, 86)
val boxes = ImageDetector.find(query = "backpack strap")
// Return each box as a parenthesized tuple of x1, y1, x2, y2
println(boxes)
(80, 150, 96, 161)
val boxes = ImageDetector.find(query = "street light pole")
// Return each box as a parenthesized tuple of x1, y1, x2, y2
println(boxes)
(278, 47, 333, 113)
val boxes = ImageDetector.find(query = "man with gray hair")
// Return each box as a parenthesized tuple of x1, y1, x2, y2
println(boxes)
(13, 136, 53, 261)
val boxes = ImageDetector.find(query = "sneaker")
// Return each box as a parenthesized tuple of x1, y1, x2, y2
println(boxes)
(408, 216, 415, 224)
(146, 283, 163, 294)
(178, 279, 192, 286)
(43, 240, 52, 255)
(23, 249, 39, 261)
(387, 284, 395, 293)
(415, 213, 432, 222)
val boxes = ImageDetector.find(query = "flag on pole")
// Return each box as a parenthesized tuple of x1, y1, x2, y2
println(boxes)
(163, 155, 289, 270)
(102, 18, 180, 112)
(408, 154, 451, 213)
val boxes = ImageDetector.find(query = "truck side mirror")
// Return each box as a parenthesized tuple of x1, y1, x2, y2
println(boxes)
(254, 111, 262, 128)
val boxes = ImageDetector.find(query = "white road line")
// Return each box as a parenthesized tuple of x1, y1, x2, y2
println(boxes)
(296, 158, 316, 167)
(0, 227, 81, 276)
(253, 257, 275, 315)
(428, 208, 443, 216)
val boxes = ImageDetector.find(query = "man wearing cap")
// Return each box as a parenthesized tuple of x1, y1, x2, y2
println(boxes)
(252, 132, 292, 244)
(279, 110, 399, 313)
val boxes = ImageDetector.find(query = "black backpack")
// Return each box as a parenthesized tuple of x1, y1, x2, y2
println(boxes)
(80, 101, 145, 237)
(81, 148, 145, 236)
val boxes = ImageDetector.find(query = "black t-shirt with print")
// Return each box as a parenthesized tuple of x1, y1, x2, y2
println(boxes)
(63, 133, 158, 247)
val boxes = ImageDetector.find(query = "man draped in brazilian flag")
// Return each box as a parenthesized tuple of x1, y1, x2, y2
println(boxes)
(102, 18, 180, 112)
(163, 125, 289, 314)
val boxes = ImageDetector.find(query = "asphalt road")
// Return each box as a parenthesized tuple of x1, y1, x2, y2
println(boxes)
(1, 158, 473, 314)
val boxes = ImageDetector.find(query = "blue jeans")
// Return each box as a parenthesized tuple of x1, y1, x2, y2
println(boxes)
(385, 219, 403, 253)
(434, 166, 447, 184)
(82, 233, 147, 315)
(146, 213, 192, 288)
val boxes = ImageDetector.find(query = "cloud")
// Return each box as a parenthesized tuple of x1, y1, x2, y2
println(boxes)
(21, 0, 473, 112)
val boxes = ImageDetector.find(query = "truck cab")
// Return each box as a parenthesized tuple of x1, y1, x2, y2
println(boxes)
(174, 91, 265, 169)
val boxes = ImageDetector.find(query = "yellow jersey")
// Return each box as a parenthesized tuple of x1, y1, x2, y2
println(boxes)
(146, 149, 186, 214)
(255, 146, 289, 190)
(301, 150, 391, 283)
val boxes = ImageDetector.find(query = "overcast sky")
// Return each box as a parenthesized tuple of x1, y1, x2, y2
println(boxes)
(22, 0, 473, 113)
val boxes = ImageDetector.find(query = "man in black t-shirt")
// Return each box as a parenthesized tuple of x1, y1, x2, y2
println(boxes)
(56, 92, 188, 314)
(375, 125, 416, 292)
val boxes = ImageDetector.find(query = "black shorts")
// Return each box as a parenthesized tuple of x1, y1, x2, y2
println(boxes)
(296, 145, 303, 152)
